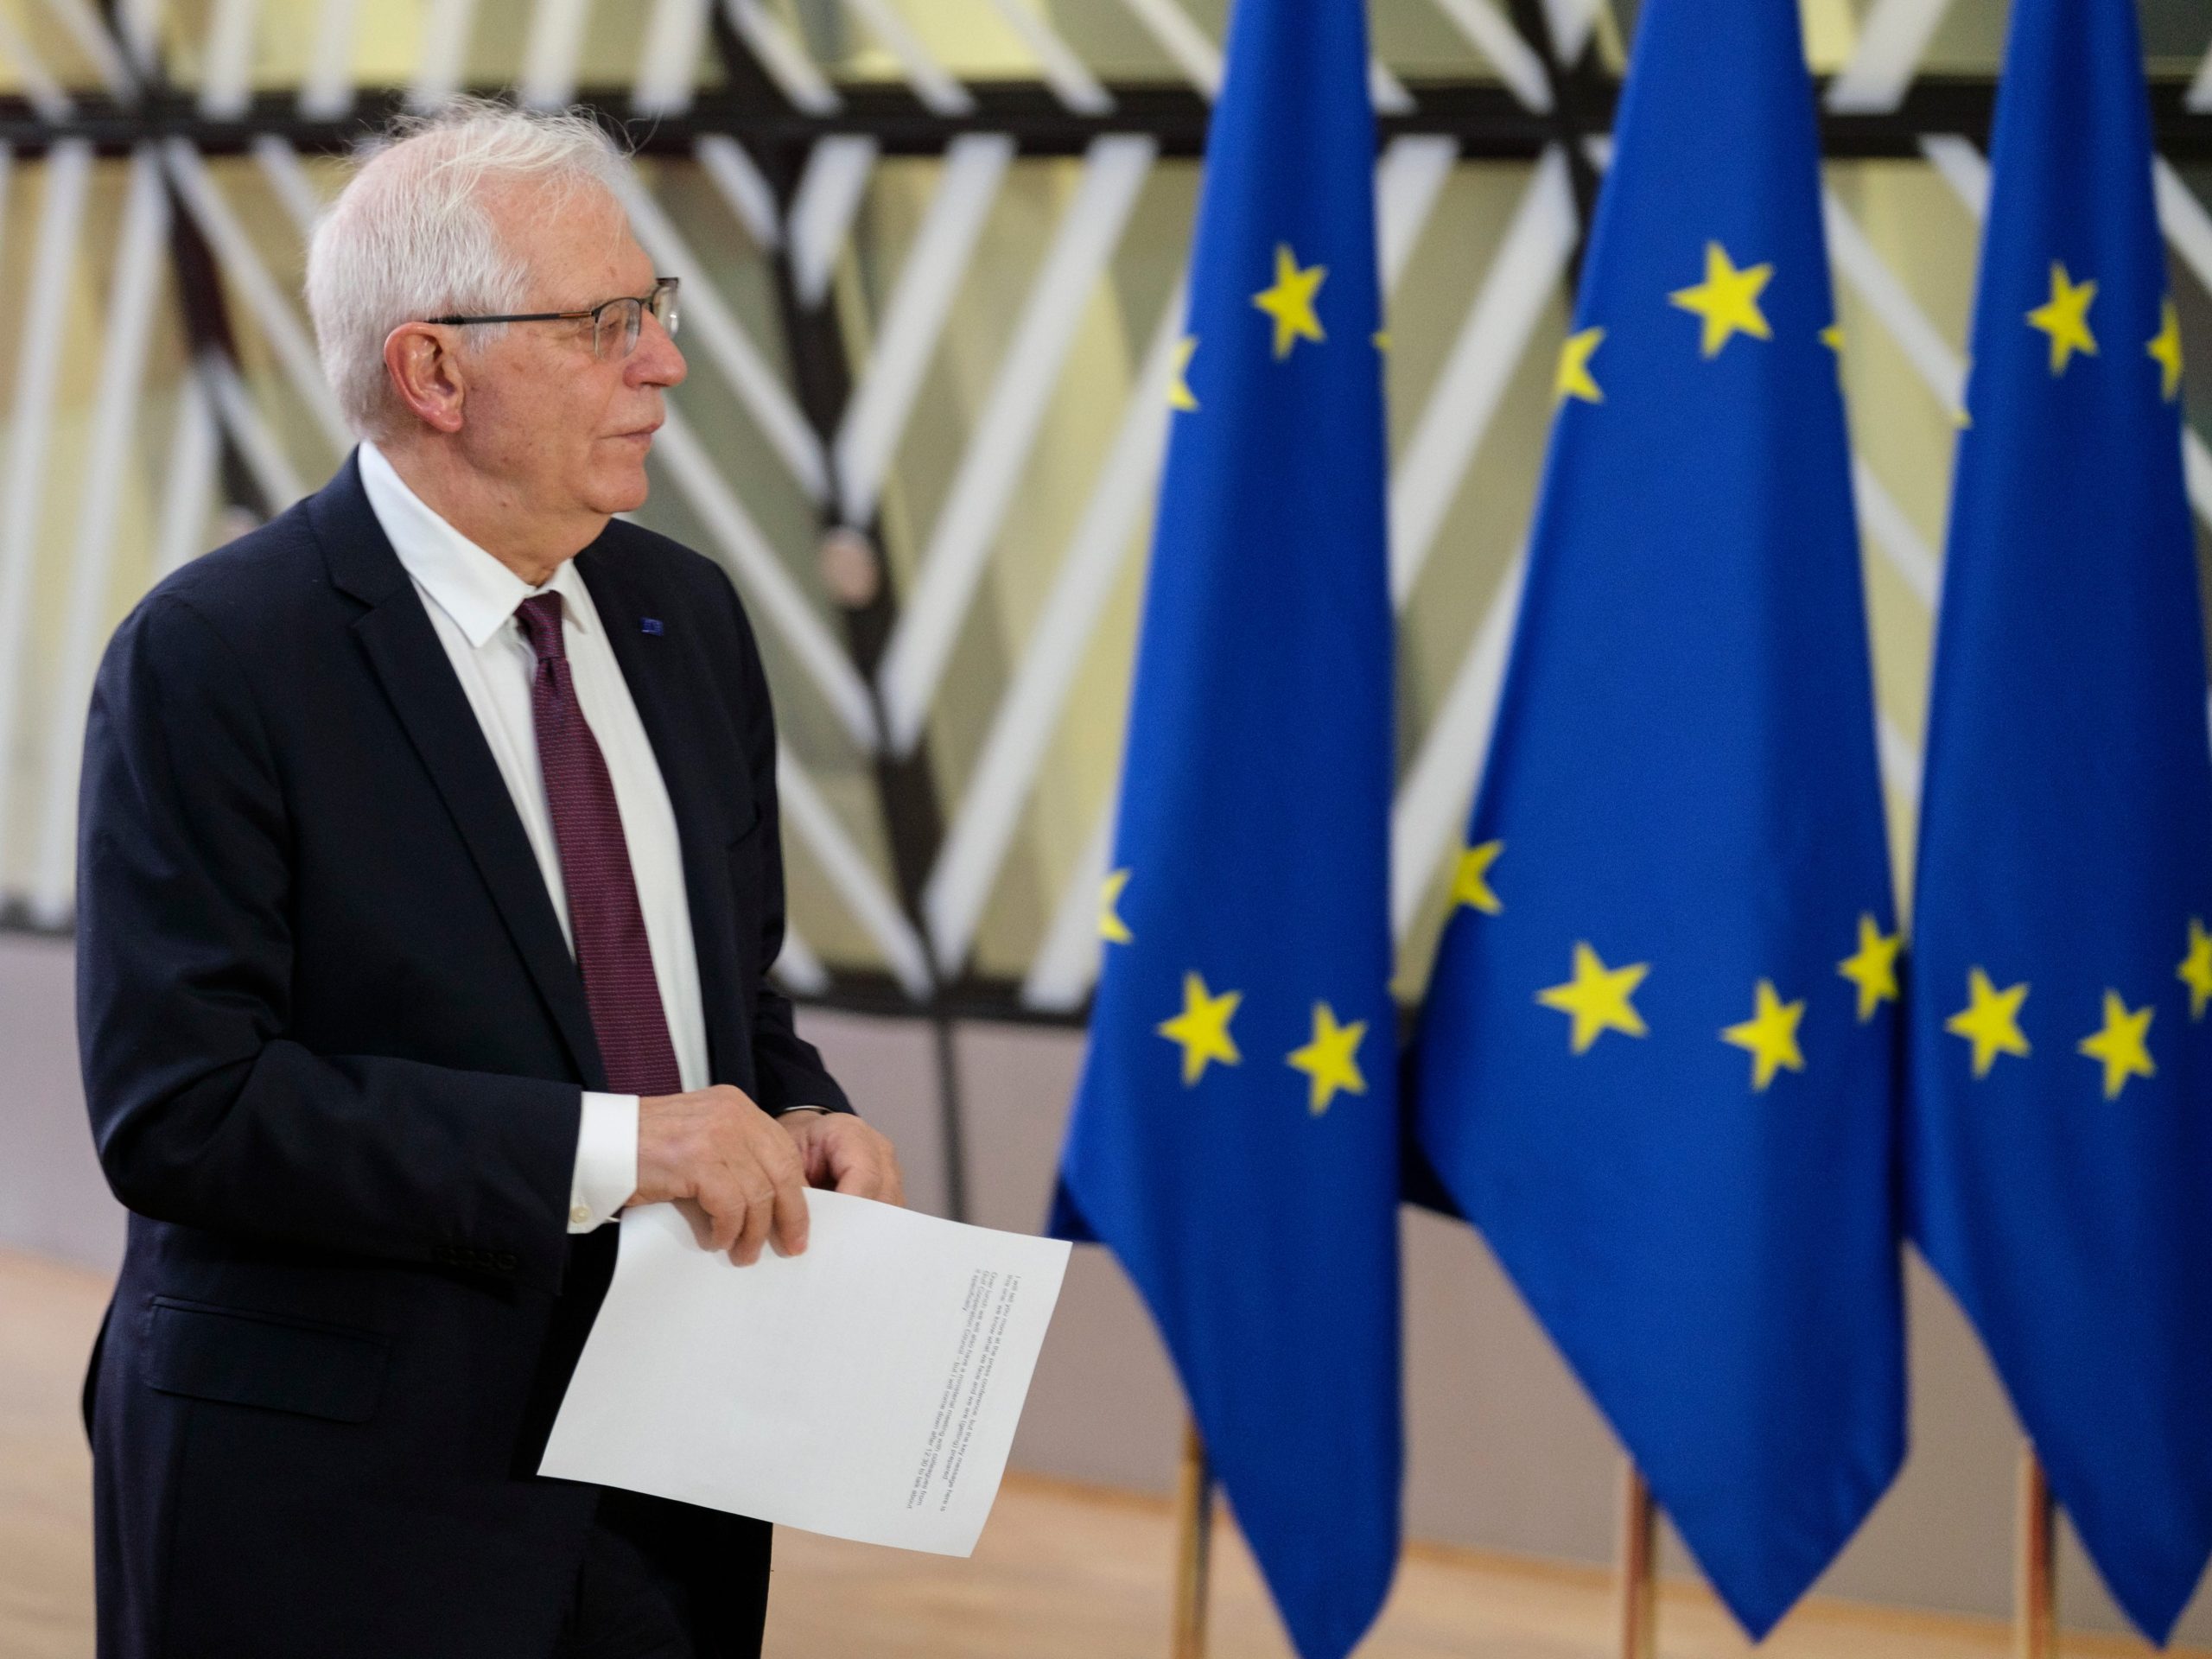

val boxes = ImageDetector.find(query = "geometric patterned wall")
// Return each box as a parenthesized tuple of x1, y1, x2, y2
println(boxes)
(1, 0, 2209, 1033)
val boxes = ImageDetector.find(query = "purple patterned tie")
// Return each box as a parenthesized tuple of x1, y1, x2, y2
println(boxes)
(515, 594, 683, 1097)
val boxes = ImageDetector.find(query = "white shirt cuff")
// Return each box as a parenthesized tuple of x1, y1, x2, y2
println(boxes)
(568, 1091, 639, 1232)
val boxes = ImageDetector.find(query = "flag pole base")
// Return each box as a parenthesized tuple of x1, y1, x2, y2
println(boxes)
(1172, 1417, 1211, 1659)
(2015, 1443, 2056, 1659)
(1616, 1456, 1657, 1659)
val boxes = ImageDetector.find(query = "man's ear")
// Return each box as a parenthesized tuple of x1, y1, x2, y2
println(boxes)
(383, 322, 467, 434)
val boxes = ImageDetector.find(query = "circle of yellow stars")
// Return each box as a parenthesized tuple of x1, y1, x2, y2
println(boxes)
(1108, 236, 1383, 1116)
(1541, 239, 2182, 1098)
(1097, 871, 1374, 1116)
(1552, 238, 1802, 409)
(1110, 824, 2206, 1103)
(1461, 846, 1895, 1094)
(1166, 234, 1403, 416)
(1540, 242, 2183, 417)
(2018, 258, 2183, 403)
(1106, 858, 2203, 1107)
(1923, 918, 2212, 1101)
(1430, 847, 2199, 1102)
(1120, 232, 2195, 1112)
(1160, 228, 2191, 428)
(1166, 229, 2191, 426)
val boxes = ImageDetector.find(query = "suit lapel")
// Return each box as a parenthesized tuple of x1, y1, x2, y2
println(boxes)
(310, 456, 606, 1090)
(579, 548, 753, 1087)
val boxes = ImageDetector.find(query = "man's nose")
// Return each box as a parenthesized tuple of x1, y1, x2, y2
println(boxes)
(629, 313, 686, 389)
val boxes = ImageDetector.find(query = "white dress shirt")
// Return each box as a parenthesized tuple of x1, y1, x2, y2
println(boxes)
(357, 442, 707, 1234)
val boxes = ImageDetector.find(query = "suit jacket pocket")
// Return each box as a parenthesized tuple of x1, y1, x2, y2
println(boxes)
(143, 1297, 390, 1424)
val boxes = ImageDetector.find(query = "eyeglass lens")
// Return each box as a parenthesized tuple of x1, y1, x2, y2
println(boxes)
(591, 283, 681, 360)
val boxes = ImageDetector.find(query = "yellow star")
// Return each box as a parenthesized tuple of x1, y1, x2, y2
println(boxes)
(1372, 329, 1390, 352)
(1821, 321, 1845, 353)
(1158, 971, 1241, 1086)
(1251, 243, 1326, 360)
(1946, 967, 2031, 1079)
(1536, 942, 1649, 1055)
(1837, 913, 1903, 1022)
(2078, 990, 2155, 1100)
(1555, 327, 1605, 404)
(1287, 1002, 1368, 1116)
(1669, 241, 1774, 359)
(2026, 262, 2097, 375)
(1098, 868, 1134, 945)
(1168, 336, 1199, 411)
(2149, 298, 2184, 403)
(1720, 978, 1807, 1092)
(1451, 840, 1504, 915)
(2177, 918, 2212, 1020)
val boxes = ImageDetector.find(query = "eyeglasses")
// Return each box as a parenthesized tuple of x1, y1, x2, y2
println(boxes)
(426, 276, 680, 360)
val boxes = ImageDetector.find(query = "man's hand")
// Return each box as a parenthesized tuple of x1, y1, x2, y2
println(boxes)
(632, 1085, 809, 1264)
(779, 1111, 905, 1208)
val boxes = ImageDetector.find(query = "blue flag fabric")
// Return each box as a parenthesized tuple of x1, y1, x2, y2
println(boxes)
(1408, 0, 1904, 1637)
(1904, 0, 2212, 1639)
(1046, 0, 1401, 1653)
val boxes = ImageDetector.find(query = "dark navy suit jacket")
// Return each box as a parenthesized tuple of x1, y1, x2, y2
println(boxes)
(75, 454, 849, 1657)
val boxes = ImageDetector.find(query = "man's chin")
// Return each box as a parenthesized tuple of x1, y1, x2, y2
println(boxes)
(584, 460, 653, 518)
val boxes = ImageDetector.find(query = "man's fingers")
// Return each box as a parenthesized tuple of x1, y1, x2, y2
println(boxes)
(701, 1181, 746, 1255)
(673, 1197, 716, 1251)
(828, 1128, 904, 1205)
(730, 1178, 774, 1265)
(762, 1132, 810, 1256)
(831, 1150, 884, 1198)
(770, 1178, 810, 1258)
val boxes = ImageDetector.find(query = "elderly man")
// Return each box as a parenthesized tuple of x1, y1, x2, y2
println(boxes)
(76, 101, 900, 1659)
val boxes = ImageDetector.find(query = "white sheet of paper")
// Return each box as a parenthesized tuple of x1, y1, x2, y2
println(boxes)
(539, 1192, 1071, 1556)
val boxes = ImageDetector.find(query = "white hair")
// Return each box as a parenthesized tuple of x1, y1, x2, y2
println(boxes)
(304, 99, 628, 439)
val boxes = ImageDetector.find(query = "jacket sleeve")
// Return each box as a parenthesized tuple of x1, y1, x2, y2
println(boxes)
(75, 593, 582, 1291)
(719, 573, 854, 1118)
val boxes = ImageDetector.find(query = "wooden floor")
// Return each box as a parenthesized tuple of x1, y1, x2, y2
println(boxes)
(3, 1247, 2193, 1658)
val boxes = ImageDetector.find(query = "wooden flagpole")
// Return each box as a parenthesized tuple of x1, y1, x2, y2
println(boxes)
(2015, 1443, 2056, 1659)
(1616, 1457, 1658, 1659)
(1171, 1417, 1213, 1659)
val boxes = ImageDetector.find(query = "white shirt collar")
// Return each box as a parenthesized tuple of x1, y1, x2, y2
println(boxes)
(357, 441, 594, 650)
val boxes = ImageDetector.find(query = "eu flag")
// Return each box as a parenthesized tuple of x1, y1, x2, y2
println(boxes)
(1408, 0, 1904, 1637)
(1905, 0, 2212, 1638)
(1046, 0, 1400, 1652)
